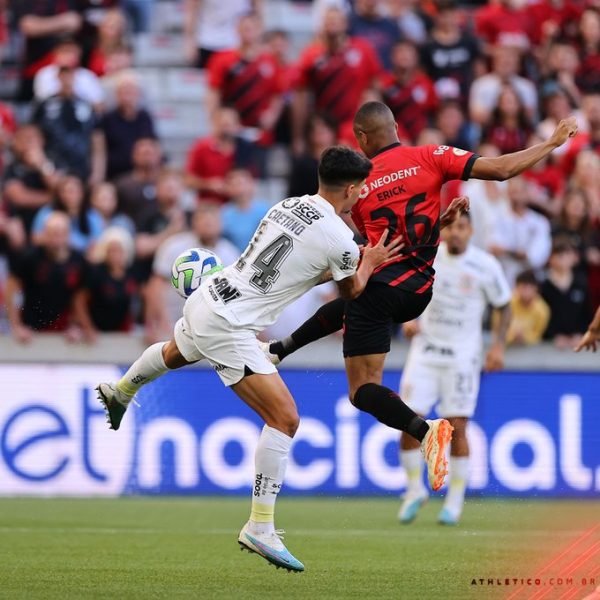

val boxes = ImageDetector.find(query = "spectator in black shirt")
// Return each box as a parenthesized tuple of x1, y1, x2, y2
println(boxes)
(134, 168, 186, 281)
(288, 113, 338, 198)
(541, 238, 590, 350)
(6, 211, 89, 342)
(420, 0, 482, 102)
(74, 226, 138, 341)
(31, 62, 106, 184)
(3, 125, 59, 234)
(17, 0, 83, 100)
(102, 72, 157, 180)
(114, 137, 162, 230)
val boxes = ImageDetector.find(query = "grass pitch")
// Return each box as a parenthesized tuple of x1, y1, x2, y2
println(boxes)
(0, 497, 598, 599)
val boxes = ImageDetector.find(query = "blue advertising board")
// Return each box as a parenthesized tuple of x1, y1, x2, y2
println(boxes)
(0, 365, 598, 497)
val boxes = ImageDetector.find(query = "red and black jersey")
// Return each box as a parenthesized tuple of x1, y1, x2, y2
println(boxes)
(297, 38, 381, 125)
(352, 143, 479, 294)
(380, 71, 438, 142)
(207, 50, 282, 128)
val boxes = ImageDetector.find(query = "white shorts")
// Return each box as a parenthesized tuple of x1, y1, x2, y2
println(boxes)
(174, 291, 277, 387)
(400, 351, 481, 418)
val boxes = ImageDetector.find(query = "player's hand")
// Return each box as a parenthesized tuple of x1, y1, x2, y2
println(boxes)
(402, 320, 420, 340)
(362, 229, 405, 268)
(440, 196, 470, 229)
(574, 329, 599, 352)
(549, 116, 578, 148)
(484, 343, 505, 371)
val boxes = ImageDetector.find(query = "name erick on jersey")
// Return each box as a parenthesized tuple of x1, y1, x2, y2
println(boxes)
(418, 242, 512, 356)
(351, 143, 479, 293)
(201, 194, 359, 330)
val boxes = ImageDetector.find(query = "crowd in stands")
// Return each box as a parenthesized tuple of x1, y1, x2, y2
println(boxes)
(0, 0, 599, 350)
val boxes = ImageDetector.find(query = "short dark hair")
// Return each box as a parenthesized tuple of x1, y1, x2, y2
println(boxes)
(318, 145, 372, 187)
(516, 270, 539, 287)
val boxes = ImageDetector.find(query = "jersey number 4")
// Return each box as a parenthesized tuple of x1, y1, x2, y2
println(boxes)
(370, 193, 439, 248)
(236, 222, 294, 293)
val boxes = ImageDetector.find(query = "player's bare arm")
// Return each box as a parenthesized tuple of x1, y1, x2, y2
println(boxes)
(485, 303, 511, 371)
(336, 229, 404, 300)
(574, 306, 600, 353)
(470, 117, 578, 181)
(402, 320, 420, 339)
(440, 196, 470, 229)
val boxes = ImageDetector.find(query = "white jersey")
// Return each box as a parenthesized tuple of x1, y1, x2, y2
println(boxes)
(196, 0, 252, 51)
(200, 194, 359, 330)
(414, 242, 511, 360)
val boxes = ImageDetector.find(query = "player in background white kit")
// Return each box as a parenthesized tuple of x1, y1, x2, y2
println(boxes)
(96, 147, 405, 572)
(398, 210, 512, 526)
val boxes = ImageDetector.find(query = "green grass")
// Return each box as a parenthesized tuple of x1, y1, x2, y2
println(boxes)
(0, 498, 598, 599)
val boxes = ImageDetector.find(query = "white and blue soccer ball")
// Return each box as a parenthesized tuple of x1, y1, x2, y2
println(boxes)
(171, 247, 224, 298)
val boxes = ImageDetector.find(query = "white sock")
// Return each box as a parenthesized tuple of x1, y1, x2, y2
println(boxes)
(401, 447, 426, 496)
(249, 425, 293, 535)
(444, 456, 469, 513)
(116, 342, 170, 404)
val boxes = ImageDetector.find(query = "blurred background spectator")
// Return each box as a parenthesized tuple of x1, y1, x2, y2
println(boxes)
(31, 174, 104, 254)
(144, 202, 238, 342)
(31, 61, 106, 184)
(6, 211, 87, 341)
(0, 0, 598, 347)
(101, 71, 156, 180)
(221, 168, 270, 251)
(541, 238, 590, 349)
(500, 269, 550, 347)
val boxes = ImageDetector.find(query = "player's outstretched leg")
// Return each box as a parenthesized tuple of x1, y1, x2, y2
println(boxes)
(439, 417, 469, 525)
(233, 374, 304, 572)
(398, 432, 428, 523)
(350, 381, 453, 492)
(267, 298, 345, 363)
(97, 339, 190, 430)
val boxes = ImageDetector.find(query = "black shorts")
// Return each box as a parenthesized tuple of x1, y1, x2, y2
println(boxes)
(343, 282, 432, 357)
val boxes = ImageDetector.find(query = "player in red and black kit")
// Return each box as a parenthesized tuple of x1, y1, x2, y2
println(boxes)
(268, 101, 578, 491)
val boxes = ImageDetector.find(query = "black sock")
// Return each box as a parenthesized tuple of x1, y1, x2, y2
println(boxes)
(352, 383, 430, 441)
(269, 298, 345, 360)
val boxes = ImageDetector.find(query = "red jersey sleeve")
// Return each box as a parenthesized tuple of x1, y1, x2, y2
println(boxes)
(186, 141, 204, 176)
(423, 144, 480, 183)
(360, 39, 383, 81)
(295, 45, 319, 89)
(206, 51, 231, 90)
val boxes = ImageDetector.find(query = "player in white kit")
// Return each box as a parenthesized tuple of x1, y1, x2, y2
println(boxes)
(96, 147, 408, 572)
(398, 211, 512, 526)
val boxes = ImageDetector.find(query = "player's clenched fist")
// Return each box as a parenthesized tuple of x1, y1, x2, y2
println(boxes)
(550, 116, 578, 147)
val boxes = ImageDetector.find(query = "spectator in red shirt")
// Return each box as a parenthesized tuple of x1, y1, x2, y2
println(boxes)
(475, 0, 534, 53)
(185, 106, 257, 205)
(292, 6, 381, 155)
(206, 13, 284, 146)
(526, 0, 586, 46)
(483, 85, 533, 154)
(381, 40, 438, 143)
(576, 8, 600, 94)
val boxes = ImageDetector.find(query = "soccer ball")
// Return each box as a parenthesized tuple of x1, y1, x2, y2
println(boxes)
(171, 247, 224, 298)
